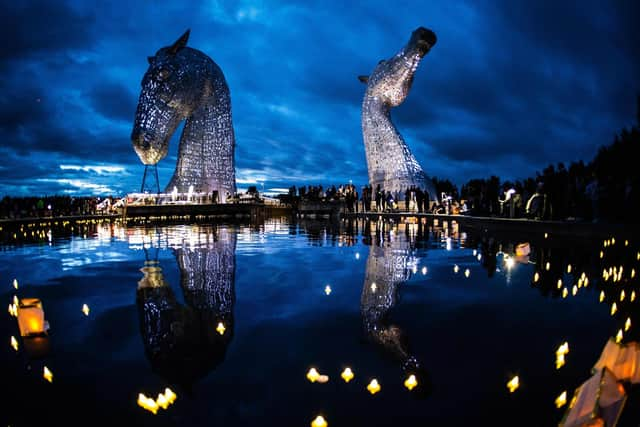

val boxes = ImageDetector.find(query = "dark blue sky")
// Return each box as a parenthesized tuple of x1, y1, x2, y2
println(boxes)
(1, 0, 638, 196)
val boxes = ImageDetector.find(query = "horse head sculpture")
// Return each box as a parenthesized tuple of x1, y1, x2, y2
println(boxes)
(360, 27, 438, 202)
(131, 30, 236, 201)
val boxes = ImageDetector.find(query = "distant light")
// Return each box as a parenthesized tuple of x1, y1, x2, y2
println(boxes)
(307, 368, 320, 383)
(355, 252, 360, 260)
(12, 279, 18, 289)
(311, 415, 328, 427)
(615, 329, 623, 344)
(625, 317, 631, 332)
(370, 282, 377, 293)
(545, 262, 550, 271)
(453, 265, 460, 273)
(82, 304, 90, 316)
(464, 269, 470, 278)
(10, 336, 18, 351)
(324, 285, 332, 295)
(611, 302, 617, 315)
(404, 374, 418, 391)
(421, 266, 427, 275)
(216, 322, 226, 335)
(507, 376, 519, 393)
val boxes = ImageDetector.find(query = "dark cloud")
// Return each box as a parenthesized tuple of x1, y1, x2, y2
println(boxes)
(0, 0, 638, 195)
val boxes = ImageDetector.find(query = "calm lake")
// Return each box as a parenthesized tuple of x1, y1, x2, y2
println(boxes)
(1, 218, 638, 426)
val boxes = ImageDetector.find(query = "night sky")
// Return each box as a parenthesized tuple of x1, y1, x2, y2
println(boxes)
(1, 0, 639, 196)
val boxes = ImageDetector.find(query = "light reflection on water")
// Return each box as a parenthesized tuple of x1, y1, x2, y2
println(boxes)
(1, 218, 638, 426)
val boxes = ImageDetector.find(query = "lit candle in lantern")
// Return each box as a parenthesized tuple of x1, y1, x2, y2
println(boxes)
(556, 353, 565, 369)
(632, 269, 636, 279)
(567, 265, 572, 274)
(625, 317, 631, 331)
(13, 279, 18, 289)
(10, 336, 18, 351)
(533, 272, 539, 283)
(137, 393, 159, 414)
(156, 392, 169, 410)
(555, 391, 567, 408)
(620, 290, 626, 302)
(599, 291, 605, 303)
(572, 285, 578, 296)
(17, 298, 47, 337)
(507, 376, 519, 393)
(43, 366, 53, 383)
(556, 342, 569, 356)
(477, 254, 482, 261)
(544, 233, 548, 239)
(562, 288, 568, 298)
(611, 302, 617, 316)
(307, 368, 320, 383)
(464, 269, 470, 278)
(473, 249, 477, 256)
(611, 238, 615, 245)
(453, 265, 459, 273)
(324, 285, 332, 295)
(557, 279, 562, 289)
(311, 415, 328, 427)
(615, 329, 623, 344)
(341, 367, 354, 383)
(82, 304, 90, 316)
(404, 374, 418, 391)
(367, 379, 381, 395)
(600, 251, 604, 259)
(631, 291, 636, 302)
(216, 322, 226, 335)
(545, 262, 550, 271)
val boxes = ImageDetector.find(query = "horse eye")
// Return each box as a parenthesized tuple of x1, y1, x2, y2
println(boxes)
(157, 68, 171, 81)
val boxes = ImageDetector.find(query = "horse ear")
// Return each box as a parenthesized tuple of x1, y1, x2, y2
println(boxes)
(358, 75, 369, 84)
(168, 29, 190, 55)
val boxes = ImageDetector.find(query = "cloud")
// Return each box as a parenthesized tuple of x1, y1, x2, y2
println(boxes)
(0, 0, 638, 196)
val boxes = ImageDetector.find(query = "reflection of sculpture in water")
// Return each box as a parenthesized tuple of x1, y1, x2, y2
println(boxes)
(136, 227, 236, 388)
(361, 224, 430, 395)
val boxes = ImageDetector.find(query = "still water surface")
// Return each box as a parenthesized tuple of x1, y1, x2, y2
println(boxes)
(1, 218, 638, 426)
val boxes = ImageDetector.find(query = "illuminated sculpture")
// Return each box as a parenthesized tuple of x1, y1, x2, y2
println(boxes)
(360, 222, 428, 393)
(359, 27, 438, 201)
(136, 226, 236, 385)
(131, 30, 236, 201)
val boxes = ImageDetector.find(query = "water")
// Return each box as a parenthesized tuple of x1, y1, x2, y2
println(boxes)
(1, 218, 638, 426)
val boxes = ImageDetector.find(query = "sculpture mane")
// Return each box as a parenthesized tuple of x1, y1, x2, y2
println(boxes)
(360, 27, 438, 201)
(131, 30, 236, 202)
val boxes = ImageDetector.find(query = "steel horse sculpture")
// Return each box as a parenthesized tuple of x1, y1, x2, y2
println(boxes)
(359, 27, 438, 201)
(131, 30, 236, 202)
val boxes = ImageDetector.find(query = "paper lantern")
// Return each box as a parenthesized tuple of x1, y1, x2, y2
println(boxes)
(559, 367, 626, 427)
(17, 298, 48, 337)
(592, 338, 640, 384)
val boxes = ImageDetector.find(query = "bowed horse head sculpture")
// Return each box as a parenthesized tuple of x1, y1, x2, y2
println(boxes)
(131, 30, 236, 201)
(359, 27, 438, 202)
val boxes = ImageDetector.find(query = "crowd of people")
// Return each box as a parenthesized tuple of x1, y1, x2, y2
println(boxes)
(0, 195, 103, 219)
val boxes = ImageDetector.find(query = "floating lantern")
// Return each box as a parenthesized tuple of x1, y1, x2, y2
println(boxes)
(599, 291, 605, 303)
(17, 298, 48, 337)
(43, 366, 53, 383)
(216, 322, 226, 335)
(421, 266, 427, 275)
(82, 304, 90, 316)
(557, 342, 570, 356)
(584, 277, 589, 287)
(631, 269, 636, 279)
(324, 285, 332, 295)
(611, 238, 615, 245)
(311, 415, 328, 427)
(137, 393, 159, 414)
(620, 290, 626, 302)
(572, 285, 578, 296)
(477, 254, 482, 261)
(8, 303, 17, 317)
(631, 291, 636, 302)
(562, 288, 568, 298)
(307, 368, 320, 383)
(611, 302, 617, 316)
(593, 338, 640, 383)
(464, 269, 470, 278)
(453, 265, 459, 273)
(545, 262, 550, 271)
(555, 391, 567, 408)
(367, 379, 381, 395)
(404, 374, 418, 391)
(10, 336, 18, 351)
(341, 367, 354, 383)
(600, 251, 604, 259)
(507, 376, 519, 393)
(156, 392, 169, 410)
(13, 279, 18, 289)
(625, 318, 631, 332)
(473, 249, 477, 256)
(615, 329, 623, 344)
(556, 279, 562, 289)
(164, 388, 176, 405)
(533, 272, 540, 283)
(544, 233, 548, 239)
(13, 295, 19, 307)
(625, 240, 629, 246)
